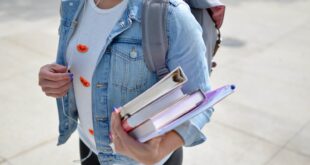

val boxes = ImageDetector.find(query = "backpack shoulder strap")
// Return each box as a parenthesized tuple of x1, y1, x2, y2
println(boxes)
(142, 0, 169, 79)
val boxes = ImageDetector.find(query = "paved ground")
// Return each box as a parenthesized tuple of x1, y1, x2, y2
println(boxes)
(0, 0, 310, 165)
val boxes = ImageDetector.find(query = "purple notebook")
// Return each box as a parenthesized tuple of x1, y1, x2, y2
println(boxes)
(136, 84, 236, 143)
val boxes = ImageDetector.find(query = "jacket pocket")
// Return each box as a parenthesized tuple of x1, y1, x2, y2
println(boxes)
(109, 39, 156, 105)
(110, 40, 150, 90)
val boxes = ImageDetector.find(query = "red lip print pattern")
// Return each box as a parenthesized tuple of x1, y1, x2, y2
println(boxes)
(89, 129, 94, 136)
(80, 76, 90, 87)
(77, 44, 89, 53)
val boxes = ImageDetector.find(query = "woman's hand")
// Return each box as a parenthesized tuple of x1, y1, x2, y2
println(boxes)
(38, 63, 73, 98)
(110, 109, 184, 165)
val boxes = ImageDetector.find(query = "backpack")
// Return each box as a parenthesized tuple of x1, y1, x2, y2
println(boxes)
(141, 0, 225, 79)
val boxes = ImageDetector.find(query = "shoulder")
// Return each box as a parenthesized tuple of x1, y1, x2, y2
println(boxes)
(169, 0, 186, 7)
(166, 0, 202, 38)
(168, 0, 191, 15)
(168, 0, 190, 13)
(167, 0, 199, 28)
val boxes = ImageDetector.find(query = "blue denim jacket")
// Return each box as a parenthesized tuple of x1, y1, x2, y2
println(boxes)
(56, 0, 213, 164)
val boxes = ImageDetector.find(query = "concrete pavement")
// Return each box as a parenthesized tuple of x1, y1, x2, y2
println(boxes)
(0, 0, 309, 164)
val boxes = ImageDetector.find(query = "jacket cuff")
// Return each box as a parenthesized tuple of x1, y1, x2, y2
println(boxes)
(174, 108, 214, 147)
(174, 120, 206, 147)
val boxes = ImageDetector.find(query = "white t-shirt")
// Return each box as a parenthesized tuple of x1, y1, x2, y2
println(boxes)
(66, 1, 172, 164)
(66, 0, 128, 154)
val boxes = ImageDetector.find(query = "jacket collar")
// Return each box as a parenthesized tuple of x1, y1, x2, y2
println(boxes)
(126, 0, 142, 22)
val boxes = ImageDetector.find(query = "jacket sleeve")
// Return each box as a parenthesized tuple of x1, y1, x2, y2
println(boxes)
(166, 0, 214, 147)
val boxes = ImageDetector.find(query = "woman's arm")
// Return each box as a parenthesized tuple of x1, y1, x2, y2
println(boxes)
(110, 0, 212, 163)
(166, 0, 213, 147)
(110, 110, 183, 165)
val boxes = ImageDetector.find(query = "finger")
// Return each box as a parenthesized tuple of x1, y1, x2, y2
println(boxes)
(110, 110, 124, 141)
(112, 134, 125, 153)
(39, 67, 72, 81)
(49, 63, 68, 73)
(39, 78, 71, 88)
(48, 88, 71, 98)
(111, 112, 123, 140)
(110, 113, 129, 154)
(111, 112, 135, 146)
(111, 111, 128, 138)
(111, 112, 143, 149)
(43, 82, 71, 97)
(42, 81, 71, 94)
(43, 71, 72, 81)
(45, 92, 64, 98)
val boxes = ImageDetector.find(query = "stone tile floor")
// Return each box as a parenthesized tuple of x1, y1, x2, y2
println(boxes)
(0, 0, 309, 164)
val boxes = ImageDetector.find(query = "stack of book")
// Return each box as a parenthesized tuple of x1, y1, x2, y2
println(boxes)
(118, 67, 235, 142)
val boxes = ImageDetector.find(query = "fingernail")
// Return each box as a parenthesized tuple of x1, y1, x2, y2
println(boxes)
(109, 132, 113, 140)
(69, 73, 74, 81)
(113, 107, 120, 113)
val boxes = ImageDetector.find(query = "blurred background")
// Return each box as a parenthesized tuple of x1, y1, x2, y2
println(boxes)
(0, 0, 309, 164)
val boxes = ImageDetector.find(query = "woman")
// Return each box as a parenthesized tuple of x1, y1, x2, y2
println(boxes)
(38, 0, 212, 164)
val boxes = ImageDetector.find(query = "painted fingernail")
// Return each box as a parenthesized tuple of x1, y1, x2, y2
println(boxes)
(109, 132, 113, 140)
(69, 73, 74, 81)
(113, 107, 120, 113)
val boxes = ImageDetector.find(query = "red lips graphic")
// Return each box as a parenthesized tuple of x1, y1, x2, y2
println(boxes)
(80, 76, 90, 87)
(76, 44, 89, 53)
(89, 129, 94, 136)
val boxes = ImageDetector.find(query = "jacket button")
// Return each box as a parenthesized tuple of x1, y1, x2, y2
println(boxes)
(96, 82, 107, 88)
(130, 48, 137, 59)
(89, 129, 94, 136)
(129, 13, 134, 19)
(119, 21, 125, 28)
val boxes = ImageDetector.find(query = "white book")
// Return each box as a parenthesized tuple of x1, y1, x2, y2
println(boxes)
(120, 67, 187, 118)
(122, 87, 185, 132)
(129, 90, 205, 139)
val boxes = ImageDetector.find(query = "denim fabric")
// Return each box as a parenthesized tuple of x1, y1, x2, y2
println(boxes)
(56, 0, 213, 164)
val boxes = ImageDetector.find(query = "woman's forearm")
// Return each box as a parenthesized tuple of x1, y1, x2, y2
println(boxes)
(158, 131, 184, 159)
